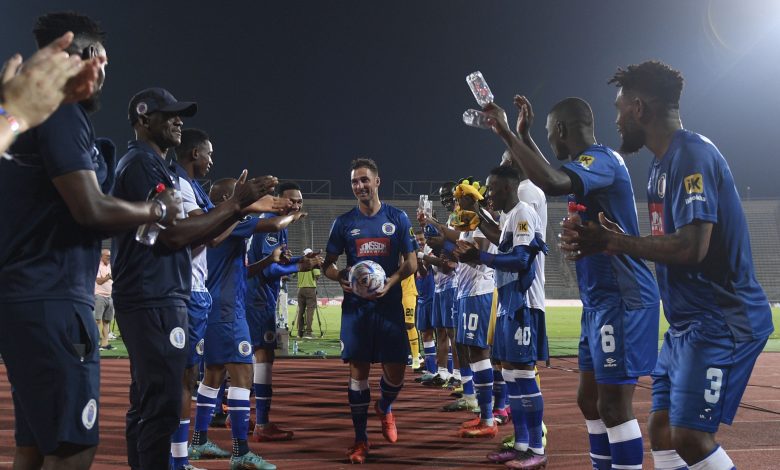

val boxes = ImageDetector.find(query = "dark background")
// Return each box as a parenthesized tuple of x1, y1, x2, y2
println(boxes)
(4, 0, 780, 198)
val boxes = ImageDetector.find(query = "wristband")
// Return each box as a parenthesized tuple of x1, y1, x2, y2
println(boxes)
(0, 105, 21, 136)
(153, 199, 167, 223)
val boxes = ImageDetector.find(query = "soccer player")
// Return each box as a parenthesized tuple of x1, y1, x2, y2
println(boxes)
(453, 165, 549, 469)
(0, 13, 181, 469)
(414, 230, 438, 379)
(246, 182, 315, 442)
(401, 266, 421, 369)
(481, 93, 660, 470)
(561, 60, 774, 470)
(322, 158, 418, 464)
(112, 87, 276, 469)
(439, 186, 496, 427)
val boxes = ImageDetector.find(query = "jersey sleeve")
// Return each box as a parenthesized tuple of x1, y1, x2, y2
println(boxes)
(561, 149, 616, 196)
(37, 104, 95, 178)
(230, 215, 260, 239)
(510, 205, 538, 248)
(247, 234, 264, 264)
(325, 217, 344, 255)
(397, 210, 418, 254)
(669, 142, 719, 227)
(115, 155, 170, 202)
(179, 177, 200, 215)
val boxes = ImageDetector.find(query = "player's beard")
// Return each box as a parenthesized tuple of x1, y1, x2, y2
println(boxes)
(80, 89, 102, 114)
(619, 118, 645, 154)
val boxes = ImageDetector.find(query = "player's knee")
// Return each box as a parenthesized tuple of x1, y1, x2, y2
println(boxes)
(576, 389, 598, 419)
(647, 410, 672, 450)
(596, 399, 631, 427)
(670, 427, 716, 462)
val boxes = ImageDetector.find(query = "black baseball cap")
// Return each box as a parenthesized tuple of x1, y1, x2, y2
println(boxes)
(128, 87, 197, 125)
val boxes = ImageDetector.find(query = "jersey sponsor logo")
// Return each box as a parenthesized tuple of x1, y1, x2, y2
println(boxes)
(381, 222, 396, 235)
(82, 398, 97, 430)
(238, 340, 252, 356)
(516, 221, 529, 233)
(657, 173, 667, 199)
(170, 327, 186, 349)
(577, 154, 595, 168)
(266, 235, 279, 245)
(195, 338, 205, 356)
(350, 228, 361, 237)
(684, 173, 704, 194)
(356, 237, 391, 257)
(649, 202, 664, 236)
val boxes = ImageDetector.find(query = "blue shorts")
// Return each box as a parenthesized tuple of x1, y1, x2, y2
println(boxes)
(187, 290, 212, 368)
(247, 306, 277, 350)
(456, 293, 492, 349)
(341, 299, 410, 364)
(433, 287, 457, 329)
(416, 300, 434, 331)
(578, 303, 659, 383)
(651, 328, 767, 433)
(492, 307, 548, 365)
(204, 317, 254, 366)
(0, 300, 100, 453)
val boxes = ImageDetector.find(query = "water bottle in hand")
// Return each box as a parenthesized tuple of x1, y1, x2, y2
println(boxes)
(466, 71, 494, 107)
(135, 183, 166, 246)
(463, 109, 491, 129)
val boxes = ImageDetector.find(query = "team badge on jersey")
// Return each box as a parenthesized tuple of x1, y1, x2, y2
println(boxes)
(238, 341, 252, 356)
(684, 173, 704, 194)
(82, 398, 97, 430)
(196, 338, 205, 356)
(170, 327, 186, 349)
(356, 237, 390, 257)
(577, 154, 595, 168)
(381, 222, 396, 235)
(657, 173, 667, 199)
(516, 221, 529, 233)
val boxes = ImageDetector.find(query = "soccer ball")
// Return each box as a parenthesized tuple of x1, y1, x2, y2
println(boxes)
(349, 260, 386, 299)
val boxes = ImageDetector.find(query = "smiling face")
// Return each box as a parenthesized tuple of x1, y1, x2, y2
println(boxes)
(281, 188, 303, 215)
(614, 88, 646, 154)
(192, 140, 213, 178)
(350, 167, 380, 203)
(148, 111, 184, 149)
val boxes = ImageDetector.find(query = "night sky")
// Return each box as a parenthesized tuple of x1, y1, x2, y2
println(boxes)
(4, 1, 780, 198)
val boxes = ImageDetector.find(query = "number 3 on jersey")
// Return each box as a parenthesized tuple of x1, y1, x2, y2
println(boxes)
(704, 367, 723, 404)
(515, 326, 531, 346)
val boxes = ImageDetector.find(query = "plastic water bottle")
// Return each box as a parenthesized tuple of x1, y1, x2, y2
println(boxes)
(463, 109, 491, 129)
(135, 183, 167, 246)
(466, 71, 494, 107)
(292, 340, 298, 356)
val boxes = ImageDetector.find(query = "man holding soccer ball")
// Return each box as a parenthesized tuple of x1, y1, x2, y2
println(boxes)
(323, 158, 418, 464)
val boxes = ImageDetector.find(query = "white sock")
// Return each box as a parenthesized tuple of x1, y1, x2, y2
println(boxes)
(653, 449, 688, 469)
(689, 446, 734, 470)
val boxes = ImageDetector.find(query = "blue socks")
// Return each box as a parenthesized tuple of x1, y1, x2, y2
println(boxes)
(460, 365, 475, 397)
(586, 419, 612, 470)
(423, 340, 437, 374)
(170, 419, 190, 469)
(471, 359, 494, 424)
(254, 363, 272, 427)
(228, 387, 251, 457)
(606, 419, 643, 469)
(493, 368, 507, 412)
(505, 370, 529, 451)
(193, 383, 220, 445)
(348, 378, 371, 442)
(378, 376, 402, 414)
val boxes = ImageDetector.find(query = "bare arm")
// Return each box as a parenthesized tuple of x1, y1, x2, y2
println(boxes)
(247, 246, 282, 278)
(96, 273, 111, 284)
(482, 100, 573, 196)
(561, 213, 713, 265)
(377, 251, 418, 298)
(323, 252, 352, 293)
(52, 170, 167, 231)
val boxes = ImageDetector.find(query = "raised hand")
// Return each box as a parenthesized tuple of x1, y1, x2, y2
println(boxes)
(233, 170, 278, 209)
(453, 239, 480, 263)
(558, 211, 622, 261)
(481, 102, 512, 137)
(243, 195, 292, 214)
(513, 95, 535, 138)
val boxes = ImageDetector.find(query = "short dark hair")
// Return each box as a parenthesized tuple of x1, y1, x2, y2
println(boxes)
(608, 61, 684, 109)
(174, 129, 209, 162)
(550, 97, 594, 127)
(489, 165, 520, 183)
(350, 158, 379, 175)
(33, 12, 106, 49)
(440, 181, 457, 195)
(277, 181, 301, 195)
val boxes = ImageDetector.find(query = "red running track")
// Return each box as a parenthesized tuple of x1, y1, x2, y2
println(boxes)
(1, 355, 779, 469)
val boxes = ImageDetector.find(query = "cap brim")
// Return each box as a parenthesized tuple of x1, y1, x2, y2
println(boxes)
(159, 101, 197, 117)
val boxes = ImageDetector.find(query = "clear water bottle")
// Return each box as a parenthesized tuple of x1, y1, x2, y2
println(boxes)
(135, 183, 168, 246)
(463, 109, 491, 129)
(292, 340, 298, 356)
(466, 71, 494, 107)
